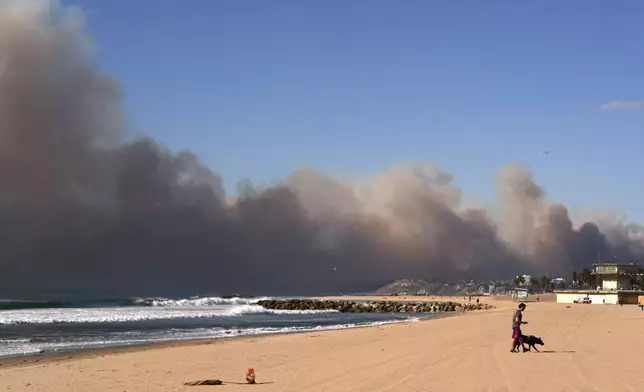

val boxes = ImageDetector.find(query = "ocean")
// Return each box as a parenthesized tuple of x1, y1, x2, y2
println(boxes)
(0, 296, 428, 359)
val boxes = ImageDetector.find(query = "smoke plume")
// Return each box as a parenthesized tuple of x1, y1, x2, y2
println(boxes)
(0, 1, 642, 296)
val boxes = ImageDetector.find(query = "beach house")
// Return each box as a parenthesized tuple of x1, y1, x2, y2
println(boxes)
(554, 262, 643, 305)
(592, 262, 639, 290)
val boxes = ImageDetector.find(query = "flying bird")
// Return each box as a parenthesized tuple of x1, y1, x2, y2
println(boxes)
(542, 151, 550, 155)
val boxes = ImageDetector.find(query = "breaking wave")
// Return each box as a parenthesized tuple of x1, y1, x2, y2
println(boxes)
(130, 296, 271, 307)
(0, 318, 420, 359)
(0, 304, 336, 325)
(0, 296, 268, 310)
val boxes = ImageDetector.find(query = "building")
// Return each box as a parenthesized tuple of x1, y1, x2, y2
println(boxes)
(592, 263, 640, 290)
(512, 287, 528, 302)
(521, 275, 532, 287)
(554, 262, 643, 305)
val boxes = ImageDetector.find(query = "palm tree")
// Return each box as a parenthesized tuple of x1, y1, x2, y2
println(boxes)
(572, 271, 578, 285)
(539, 276, 550, 292)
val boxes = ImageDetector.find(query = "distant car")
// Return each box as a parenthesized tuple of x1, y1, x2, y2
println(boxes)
(573, 297, 592, 304)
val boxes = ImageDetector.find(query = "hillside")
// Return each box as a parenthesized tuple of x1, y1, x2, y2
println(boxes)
(374, 279, 512, 296)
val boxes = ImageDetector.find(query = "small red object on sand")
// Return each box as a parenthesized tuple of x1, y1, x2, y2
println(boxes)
(246, 368, 256, 384)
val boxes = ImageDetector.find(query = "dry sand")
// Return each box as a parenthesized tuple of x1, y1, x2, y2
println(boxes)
(2, 297, 642, 392)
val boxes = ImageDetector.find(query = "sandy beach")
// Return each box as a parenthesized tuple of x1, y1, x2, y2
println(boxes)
(2, 297, 642, 392)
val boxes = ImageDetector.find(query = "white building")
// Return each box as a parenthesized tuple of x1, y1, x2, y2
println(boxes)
(555, 263, 643, 305)
(512, 287, 528, 302)
(521, 275, 532, 286)
(592, 263, 639, 290)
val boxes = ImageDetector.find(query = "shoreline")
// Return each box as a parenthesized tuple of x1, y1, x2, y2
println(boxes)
(9, 299, 633, 391)
(0, 310, 458, 369)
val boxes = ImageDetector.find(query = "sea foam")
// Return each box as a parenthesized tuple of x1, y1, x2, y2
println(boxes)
(0, 304, 337, 325)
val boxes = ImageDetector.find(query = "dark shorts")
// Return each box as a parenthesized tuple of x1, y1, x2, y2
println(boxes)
(512, 326, 522, 339)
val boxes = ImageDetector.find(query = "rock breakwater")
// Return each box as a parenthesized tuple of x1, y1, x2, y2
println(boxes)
(256, 299, 494, 313)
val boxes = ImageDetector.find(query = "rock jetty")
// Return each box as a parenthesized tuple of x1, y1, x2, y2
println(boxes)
(256, 299, 494, 313)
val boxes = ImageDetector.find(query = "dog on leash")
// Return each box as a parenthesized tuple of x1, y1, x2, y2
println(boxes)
(513, 335, 545, 352)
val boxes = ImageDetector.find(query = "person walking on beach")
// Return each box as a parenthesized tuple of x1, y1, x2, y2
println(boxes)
(511, 303, 528, 353)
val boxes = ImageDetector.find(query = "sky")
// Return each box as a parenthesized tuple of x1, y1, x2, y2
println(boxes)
(65, 0, 644, 222)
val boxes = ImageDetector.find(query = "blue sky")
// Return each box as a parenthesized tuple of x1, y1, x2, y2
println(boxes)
(67, 0, 644, 221)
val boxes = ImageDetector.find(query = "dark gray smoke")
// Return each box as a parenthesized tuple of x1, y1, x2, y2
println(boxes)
(0, 1, 642, 296)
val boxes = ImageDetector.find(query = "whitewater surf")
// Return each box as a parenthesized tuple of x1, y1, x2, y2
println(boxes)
(0, 295, 430, 359)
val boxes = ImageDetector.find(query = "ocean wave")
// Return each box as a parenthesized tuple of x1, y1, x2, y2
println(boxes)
(130, 296, 270, 307)
(0, 296, 269, 310)
(0, 304, 337, 325)
(0, 338, 32, 343)
(224, 304, 338, 316)
(0, 318, 419, 359)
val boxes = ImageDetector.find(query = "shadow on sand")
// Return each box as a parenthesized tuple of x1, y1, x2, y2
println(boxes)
(537, 350, 576, 354)
(184, 380, 275, 387)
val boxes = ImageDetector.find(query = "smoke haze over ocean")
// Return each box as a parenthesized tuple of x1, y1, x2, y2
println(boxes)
(0, 1, 643, 297)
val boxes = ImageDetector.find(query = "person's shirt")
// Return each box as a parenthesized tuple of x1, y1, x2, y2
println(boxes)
(512, 310, 522, 328)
